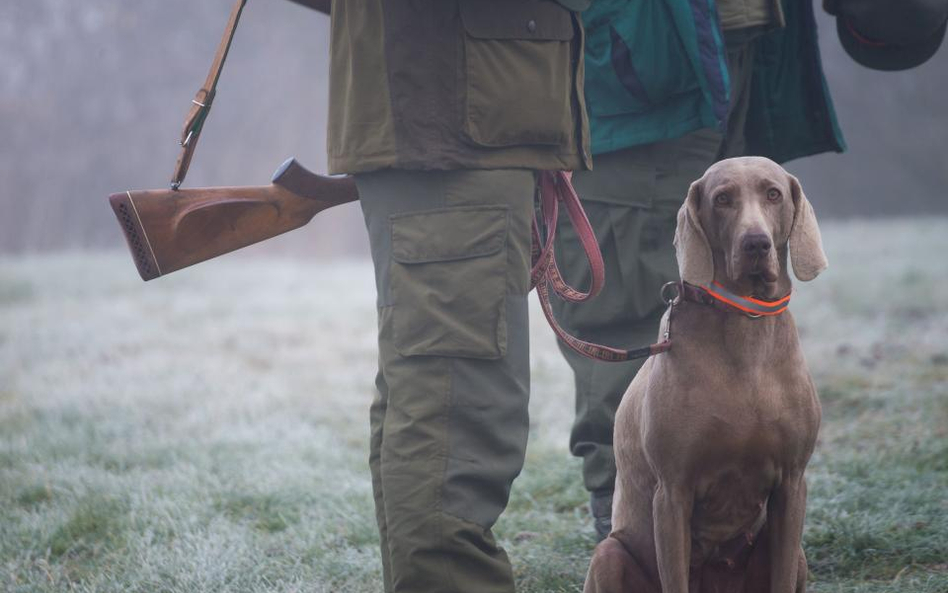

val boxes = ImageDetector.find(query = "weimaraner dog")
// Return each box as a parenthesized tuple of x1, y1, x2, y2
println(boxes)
(584, 156, 827, 593)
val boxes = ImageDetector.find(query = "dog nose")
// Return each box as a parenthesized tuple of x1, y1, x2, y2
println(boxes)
(741, 234, 772, 255)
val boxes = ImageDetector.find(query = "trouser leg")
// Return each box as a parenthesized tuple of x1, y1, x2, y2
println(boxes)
(368, 363, 393, 591)
(358, 169, 534, 593)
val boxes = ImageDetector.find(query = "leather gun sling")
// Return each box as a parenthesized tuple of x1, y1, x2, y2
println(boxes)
(171, 0, 248, 190)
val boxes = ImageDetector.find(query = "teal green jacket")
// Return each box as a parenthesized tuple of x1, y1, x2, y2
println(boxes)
(582, 0, 846, 162)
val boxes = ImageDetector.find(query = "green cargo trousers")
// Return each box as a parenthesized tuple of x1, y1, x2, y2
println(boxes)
(356, 169, 535, 593)
(553, 39, 757, 497)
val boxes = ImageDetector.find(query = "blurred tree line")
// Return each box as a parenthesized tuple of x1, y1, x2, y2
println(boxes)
(0, 0, 945, 254)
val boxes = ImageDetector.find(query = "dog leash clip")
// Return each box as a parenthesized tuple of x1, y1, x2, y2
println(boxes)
(660, 281, 681, 306)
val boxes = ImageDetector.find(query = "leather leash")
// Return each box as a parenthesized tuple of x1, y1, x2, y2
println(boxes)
(530, 173, 794, 362)
(171, 0, 248, 190)
(531, 172, 673, 362)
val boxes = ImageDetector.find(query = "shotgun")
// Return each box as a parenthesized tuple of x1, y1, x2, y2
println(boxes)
(108, 158, 358, 281)
(109, 1, 358, 281)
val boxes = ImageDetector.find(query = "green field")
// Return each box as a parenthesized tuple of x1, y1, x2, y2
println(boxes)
(1, 218, 947, 592)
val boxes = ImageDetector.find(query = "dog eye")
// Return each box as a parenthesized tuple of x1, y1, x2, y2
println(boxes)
(713, 193, 731, 207)
(767, 188, 782, 202)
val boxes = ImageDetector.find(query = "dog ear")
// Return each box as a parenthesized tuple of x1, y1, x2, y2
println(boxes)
(674, 179, 714, 286)
(788, 173, 828, 281)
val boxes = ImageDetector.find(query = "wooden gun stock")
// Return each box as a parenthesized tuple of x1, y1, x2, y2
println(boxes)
(109, 159, 359, 281)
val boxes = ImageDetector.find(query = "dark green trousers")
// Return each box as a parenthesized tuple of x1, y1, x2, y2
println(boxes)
(357, 169, 535, 593)
(554, 39, 757, 495)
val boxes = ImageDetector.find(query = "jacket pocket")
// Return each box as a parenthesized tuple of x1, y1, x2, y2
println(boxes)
(458, 0, 576, 147)
(584, 0, 699, 117)
(390, 205, 510, 359)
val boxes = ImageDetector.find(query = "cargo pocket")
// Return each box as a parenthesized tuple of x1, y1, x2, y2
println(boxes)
(458, 0, 576, 147)
(390, 205, 510, 359)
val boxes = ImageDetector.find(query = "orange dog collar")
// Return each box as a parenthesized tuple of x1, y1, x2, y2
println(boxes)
(675, 281, 791, 318)
(700, 281, 791, 317)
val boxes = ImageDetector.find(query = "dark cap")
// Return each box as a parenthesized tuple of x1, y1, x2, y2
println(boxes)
(824, 0, 948, 71)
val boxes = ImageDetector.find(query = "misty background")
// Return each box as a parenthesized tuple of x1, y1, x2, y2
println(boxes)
(1, 0, 946, 256)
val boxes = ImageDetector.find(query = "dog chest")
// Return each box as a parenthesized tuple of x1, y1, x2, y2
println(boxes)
(689, 463, 773, 565)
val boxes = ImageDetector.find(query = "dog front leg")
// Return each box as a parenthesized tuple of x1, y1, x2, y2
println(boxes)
(767, 474, 807, 593)
(584, 537, 660, 593)
(652, 482, 693, 593)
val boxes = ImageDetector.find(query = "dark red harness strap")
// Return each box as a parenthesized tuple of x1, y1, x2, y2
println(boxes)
(531, 171, 671, 362)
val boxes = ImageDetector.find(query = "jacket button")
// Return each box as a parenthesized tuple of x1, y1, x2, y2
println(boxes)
(526, 19, 537, 33)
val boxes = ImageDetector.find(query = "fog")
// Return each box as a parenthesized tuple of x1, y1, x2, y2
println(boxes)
(1, 0, 946, 255)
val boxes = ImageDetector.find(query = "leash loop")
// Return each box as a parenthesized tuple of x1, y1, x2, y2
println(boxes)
(531, 171, 671, 362)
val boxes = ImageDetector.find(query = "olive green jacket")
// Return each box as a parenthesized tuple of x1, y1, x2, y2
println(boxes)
(327, 0, 592, 174)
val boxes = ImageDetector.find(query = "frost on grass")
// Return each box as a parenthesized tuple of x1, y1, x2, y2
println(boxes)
(1, 218, 947, 592)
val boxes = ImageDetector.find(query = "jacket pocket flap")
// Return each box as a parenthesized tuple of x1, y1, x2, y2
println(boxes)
(391, 205, 509, 264)
(459, 0, 574, 41)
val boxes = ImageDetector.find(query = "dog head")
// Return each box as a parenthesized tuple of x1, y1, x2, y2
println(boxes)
(674, 157, 827, 297)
